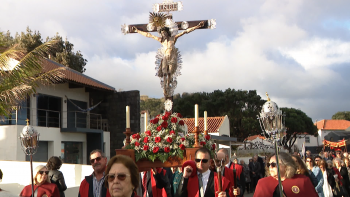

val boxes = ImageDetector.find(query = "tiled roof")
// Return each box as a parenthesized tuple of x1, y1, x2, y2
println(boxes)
(42, 59, 115, 91)
(245, 135, 265, 141)
(183, 116, 225, 133)
(315, 119, 350, 130)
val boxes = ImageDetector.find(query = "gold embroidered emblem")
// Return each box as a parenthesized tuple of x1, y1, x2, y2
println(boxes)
(42, 194, 48, 197)
(291, 186, 300, 194)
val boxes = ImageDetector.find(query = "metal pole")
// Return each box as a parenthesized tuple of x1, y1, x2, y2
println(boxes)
(30, 154, 34, 197)
(274, 138, 283, 197)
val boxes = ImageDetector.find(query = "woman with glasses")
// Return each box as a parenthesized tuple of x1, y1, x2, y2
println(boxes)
(20, 165, 60, 197)
(47, 156, 67, 197)
(253, 152, 318, 197)
(319, 159, 335, 197)
(105, 155, 139, 197)
(305, 156, 324, 197)
(291, 155, 318, 187)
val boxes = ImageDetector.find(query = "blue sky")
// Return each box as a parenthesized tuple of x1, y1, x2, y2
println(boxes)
(1, 0, 349, 121)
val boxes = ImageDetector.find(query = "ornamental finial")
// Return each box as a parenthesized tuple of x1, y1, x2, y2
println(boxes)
(266, 92, 270, 101)
(26, 119, 30, 126)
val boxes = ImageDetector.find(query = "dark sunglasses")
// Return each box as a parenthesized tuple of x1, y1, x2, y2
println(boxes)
(267, 162, 277, 168)
(90, 156, 102, 164)
(39, 171, 49, 175)
(306, 160, 312, 162)
(195, 159, 209, 163)
(107, 173, 130, 182)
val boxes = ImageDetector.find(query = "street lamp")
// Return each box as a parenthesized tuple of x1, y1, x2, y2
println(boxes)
(257, 93, 285, 197)
(19, 119, 40, 197)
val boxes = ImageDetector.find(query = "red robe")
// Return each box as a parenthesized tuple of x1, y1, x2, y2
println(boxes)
(253, 174, 318, 197)
(150, 168, 168, 197)
(20, 182, 60, 197)
(229, 162, 243, 181)
(223, 167, 236, 197)
(183, 160, 230, 197)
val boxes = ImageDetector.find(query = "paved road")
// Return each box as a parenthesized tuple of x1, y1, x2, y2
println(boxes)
(244, 192, 254, 197)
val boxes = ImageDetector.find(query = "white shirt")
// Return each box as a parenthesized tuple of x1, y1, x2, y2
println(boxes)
(198, 169, 211, 192)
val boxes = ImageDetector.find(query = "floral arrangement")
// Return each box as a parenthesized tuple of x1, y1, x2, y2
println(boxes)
(125, 111, 216, 162)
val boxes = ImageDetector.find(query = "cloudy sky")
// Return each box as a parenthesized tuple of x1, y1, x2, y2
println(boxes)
(1, 0, 349, 121)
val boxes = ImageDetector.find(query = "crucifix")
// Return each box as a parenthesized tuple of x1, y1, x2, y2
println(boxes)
(121, 0, 216, 107)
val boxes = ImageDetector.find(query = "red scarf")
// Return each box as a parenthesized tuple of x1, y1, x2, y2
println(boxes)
(150, 168, 168, 197)
(182, 160, 230, 197)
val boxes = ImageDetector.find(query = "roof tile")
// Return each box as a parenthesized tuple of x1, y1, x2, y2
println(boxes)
(315, 119, 350, 130)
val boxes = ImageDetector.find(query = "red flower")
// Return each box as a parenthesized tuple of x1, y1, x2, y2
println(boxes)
(164, 147, 170, 153)
(143, 145, 149, 151)
(145, 130, 151, 136)
(177, 113, 183, 118)
(155, 137, 161, 143)
(143, 137, 149, 143)
(181, 137, 185, 142)
(165, 111, 171, 116)
(162, 115, 169, 121)
(166, 137, 172, 143)
(179, 144, 186, 150)
(132, 133, 140, 140)
(169, 130, 175, 135)
(179, 120, 184, 126)
(153, 147, 159, 153)
(205, 135, 210, 140)
(161, 121, 168, 128)
(157, 126, 162, 131)
(135, 141, 140, 147)
(171, 117, 178, 123)
(211, 144, 216, 150)
(153, 118, 159, 124)
(200, 141, 206, 146)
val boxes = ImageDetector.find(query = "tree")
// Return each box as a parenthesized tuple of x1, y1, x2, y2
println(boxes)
(173, 88, 265, 140)
(279, 107, 318, 152)
(140, 98, 164, 118)
(0, 40, 65, 116)
(0, 28, 87, 73)
(332, 111, 350, 121)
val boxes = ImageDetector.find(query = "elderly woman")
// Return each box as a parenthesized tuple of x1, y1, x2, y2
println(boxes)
(105, 155, 139, 197)
(47, 156, 67, 197)
(254, 152, 318, 197)
(240, 160, 251, 193)
(20, 165, 60, 197)
(333, 157, 350, 195)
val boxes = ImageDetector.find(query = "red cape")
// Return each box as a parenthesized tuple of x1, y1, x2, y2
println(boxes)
(20, 182, 60, 197)
(229, 163, 243, 180)
(253, 174, 318, 197)
(150, 168, 168, 197)
(223, 167, 236, 197)
(183, 161, 230, 197)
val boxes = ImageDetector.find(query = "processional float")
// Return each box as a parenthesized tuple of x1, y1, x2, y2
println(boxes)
(116, 0, 216, 172)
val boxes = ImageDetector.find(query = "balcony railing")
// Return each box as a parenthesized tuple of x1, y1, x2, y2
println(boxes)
(0, 107, 108, 131)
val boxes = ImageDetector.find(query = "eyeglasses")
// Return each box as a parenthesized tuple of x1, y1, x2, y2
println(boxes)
(195, 159, 209, 163)
(306, 160, 312, 162)
(315, 159, 320, 162)
(107, 173, 130, 182)
(90, 156, 102, 164)
(39, 171, 49, 175)
(267, 162, 277, 168)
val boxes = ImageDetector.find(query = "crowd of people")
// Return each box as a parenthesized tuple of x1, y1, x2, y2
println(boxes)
(3, 148, 350, 196)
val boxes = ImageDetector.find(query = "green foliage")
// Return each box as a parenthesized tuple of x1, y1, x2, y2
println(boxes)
(140, 98, 164, 118)
(332, 111, 350, 121)
(0, 27, 87, 73)
(173, 88, 265, 140)
(280, 107, 318, 151)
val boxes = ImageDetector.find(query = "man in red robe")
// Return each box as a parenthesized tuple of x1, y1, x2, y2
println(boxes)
(141, 167, 171, 197)
(177, 147, 239, 197)
(218, 149, 245, 196)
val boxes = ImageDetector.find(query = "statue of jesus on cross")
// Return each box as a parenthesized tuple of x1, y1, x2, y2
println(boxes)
(133, 21, 204, 97)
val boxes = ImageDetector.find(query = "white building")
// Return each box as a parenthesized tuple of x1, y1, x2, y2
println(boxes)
(294, 119, 350, 153)
(0, 59, 115, 164)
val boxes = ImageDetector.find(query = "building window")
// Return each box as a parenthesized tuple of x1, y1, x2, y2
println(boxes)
(26, 141, 48, 162)
(61, 142, 83, 164)
(37, 94, 61, 127)
(1, 97, 30, 125)
(67, 99, 87, 128)
(305, 136, 310, 143)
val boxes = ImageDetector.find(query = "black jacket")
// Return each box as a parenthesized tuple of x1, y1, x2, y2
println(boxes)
(142, 170, 171, 197)
(176, 171, 230, 197)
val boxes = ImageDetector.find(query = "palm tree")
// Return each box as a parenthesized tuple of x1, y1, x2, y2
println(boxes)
(0, 40, 65, 117)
